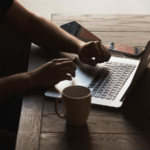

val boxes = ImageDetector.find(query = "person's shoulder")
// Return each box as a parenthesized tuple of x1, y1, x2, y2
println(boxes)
(0, 0, 14, 16)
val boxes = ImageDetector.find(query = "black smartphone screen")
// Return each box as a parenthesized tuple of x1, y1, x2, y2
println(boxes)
(60, 21, 99, 42)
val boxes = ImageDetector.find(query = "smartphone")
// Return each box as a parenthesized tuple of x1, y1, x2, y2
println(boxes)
(60, 21, 100, 42)
(60, 21, 145, 58)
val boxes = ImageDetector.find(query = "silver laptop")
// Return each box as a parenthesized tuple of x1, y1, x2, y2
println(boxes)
(45, 22, 150, 108)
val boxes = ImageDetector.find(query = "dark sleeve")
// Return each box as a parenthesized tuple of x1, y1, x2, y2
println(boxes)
(0, 0, 14, 16)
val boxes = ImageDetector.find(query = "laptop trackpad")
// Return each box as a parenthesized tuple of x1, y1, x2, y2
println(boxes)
(44, 80, 76, 98)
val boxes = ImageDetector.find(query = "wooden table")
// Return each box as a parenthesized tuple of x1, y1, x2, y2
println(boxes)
(15, 14, 150, 150)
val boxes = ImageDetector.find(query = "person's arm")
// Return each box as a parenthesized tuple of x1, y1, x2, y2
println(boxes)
(0, 58, 76, 103)
(0, 0, 111, 102)
(0, 72, 32, 102)
(1, 0, 83, 54)
(1, 0, 111, 66)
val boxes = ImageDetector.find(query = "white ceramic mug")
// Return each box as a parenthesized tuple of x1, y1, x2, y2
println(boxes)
(55, 85, 91, 126)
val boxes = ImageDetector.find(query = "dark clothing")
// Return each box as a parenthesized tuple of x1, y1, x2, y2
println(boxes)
(0, 0, 26, 149)
(0, 129, 17, 150)
(0, 0, 14, 16)
(0, 95, 23, 150)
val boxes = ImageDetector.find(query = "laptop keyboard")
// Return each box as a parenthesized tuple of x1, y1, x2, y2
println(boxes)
(88, 62, 136, 100)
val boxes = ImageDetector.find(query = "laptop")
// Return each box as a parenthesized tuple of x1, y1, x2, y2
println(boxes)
(45, 22, 150, 108)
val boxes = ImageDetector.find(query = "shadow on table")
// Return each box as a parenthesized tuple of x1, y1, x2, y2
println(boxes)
(90, 68, 150, 149)
(121, 67, 150, 130)
(63, 123, 92, 150)
(120, 68, 150, 149)
(91, 67, 150, 125)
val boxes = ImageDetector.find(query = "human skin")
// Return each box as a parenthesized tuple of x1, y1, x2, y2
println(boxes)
(0, 0, 111, 102)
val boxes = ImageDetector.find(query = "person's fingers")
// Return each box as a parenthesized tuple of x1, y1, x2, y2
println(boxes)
(102, 46, 111, 61)
(78, 40, 111, 66)
(97, 41, 111, 62)
(79, 41, 98, 66)
(56, 74, 72, 84)
(104, 46, 111, 61)
(52, 58, 71, 62)
(55, 60, 76, 71)
(79, 55, 97, 67)
(96, 41, 106, 63)
(86, 41, 101, 63)
(57, 67, 75, 77)
(86, 41, 103, 64)
(94, 41, 102, 63)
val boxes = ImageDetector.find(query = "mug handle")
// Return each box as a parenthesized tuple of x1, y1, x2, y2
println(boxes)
(55, 97, 66, 119)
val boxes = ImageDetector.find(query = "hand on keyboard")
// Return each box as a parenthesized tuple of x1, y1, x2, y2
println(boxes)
(29, 58, 76, 87)
(78, 41, 111, 67)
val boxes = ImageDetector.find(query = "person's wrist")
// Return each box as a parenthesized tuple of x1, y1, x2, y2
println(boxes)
(27, 71, 38, 88)
(76, 41, 85, 55)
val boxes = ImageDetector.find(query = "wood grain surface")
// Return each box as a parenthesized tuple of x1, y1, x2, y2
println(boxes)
(16, 14, 150, 150)
(52, 14, 150, 31)
(52, 14, 150, 49)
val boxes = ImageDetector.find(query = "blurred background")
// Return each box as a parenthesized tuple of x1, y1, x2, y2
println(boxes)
(18, 0, 150, 15)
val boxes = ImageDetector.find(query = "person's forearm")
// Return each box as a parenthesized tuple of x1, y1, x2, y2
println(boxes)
(1, 0, 84, 54)
(0, 72, 33, 102)
(26, 15, 84, 54)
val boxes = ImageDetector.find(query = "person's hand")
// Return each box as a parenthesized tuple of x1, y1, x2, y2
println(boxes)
(29, 58, 76, 87)
(78, 40, 111, 66)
